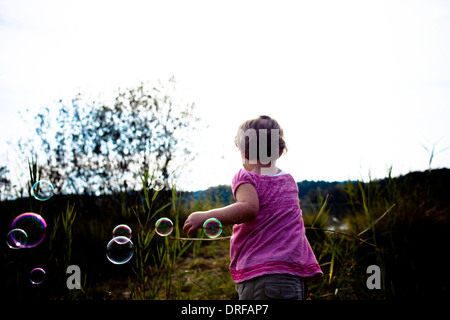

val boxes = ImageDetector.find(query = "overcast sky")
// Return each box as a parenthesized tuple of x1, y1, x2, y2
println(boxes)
(1, 0, 450, 192)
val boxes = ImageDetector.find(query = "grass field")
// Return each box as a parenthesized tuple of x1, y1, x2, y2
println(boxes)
(1, 166, 449, 300)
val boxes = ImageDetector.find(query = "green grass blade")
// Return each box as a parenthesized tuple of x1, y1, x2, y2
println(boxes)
(329, 249, 335, 285)
(312, 194, 330, 227)
(358, 203, 396, 237)
(306, 227, 376, 247)
(149, 202, 172, 222)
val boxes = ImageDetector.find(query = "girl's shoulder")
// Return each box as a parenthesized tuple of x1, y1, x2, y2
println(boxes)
(233, 168, 294, 187)
(233, 168, 256, 184)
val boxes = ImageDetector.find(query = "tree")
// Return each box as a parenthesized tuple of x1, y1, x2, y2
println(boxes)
(0, 165, 11, 201)
(19, 78, 200, 195)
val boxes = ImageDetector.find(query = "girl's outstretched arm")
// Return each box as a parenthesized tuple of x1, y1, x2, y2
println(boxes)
(182, 183, 259, 236)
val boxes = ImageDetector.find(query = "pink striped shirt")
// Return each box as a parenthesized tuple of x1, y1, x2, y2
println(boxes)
(230, 168, 323, 283)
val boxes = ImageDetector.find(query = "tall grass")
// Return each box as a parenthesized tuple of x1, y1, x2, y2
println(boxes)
(2, 160, 449, 300)
(302, 170, 400, 299)
(128, 169, 195, 299)
(2, 159, 232, 300)
(304, 168, 450, 299)
(1, 159, 87, 299)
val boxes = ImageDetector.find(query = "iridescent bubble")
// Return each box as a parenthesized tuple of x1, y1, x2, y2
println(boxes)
(32, 180, 54, 201)
(203, 218, 222, 238)
(155, 217, 173, 236)
(106, 236, 133, 265)
(11, 213, 47, 248)
(112, 224, 132, 243)
(29, 267, 46, 285)
(6, 228, 28, 249)
(149, 178, 165, 191)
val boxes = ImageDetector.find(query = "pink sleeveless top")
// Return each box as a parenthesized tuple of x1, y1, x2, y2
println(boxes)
(230, 168, 323, 283)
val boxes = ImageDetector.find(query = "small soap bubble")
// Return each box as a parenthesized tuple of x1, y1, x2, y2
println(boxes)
(155, 217, 173, 236)
(11, 213, 47, 248)
(149, 178, 165, 191)
(29, 267, 46, 285)
(203, 218, 222, 238)
(112, 224, 132, 243)
(32, 180, 54, 201)
(6, 228, 28, 249)
(106, 236, 133, 265)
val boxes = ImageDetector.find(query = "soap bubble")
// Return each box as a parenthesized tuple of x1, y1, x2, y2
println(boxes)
(112, 224, 132, 242)
(6, 228, 28, 249)
(29, 267, 46, 285)
(155, 217, 173, 236)
(11, 213, 47, 248)
(106, 236, 133, 265)
(149, 178, 165, 191)
(203, 218, 222, 238)
(32, 180, 54, 201)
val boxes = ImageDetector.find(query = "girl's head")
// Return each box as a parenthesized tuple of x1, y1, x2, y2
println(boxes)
(235, 115, 287, 166)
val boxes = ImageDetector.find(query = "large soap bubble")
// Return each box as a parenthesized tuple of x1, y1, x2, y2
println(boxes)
(106, 236, 134, 265)
(32, 180, 54, 201)
(10, 213, 47, 248)
(203, 218, 222, 238)
(155, 217, 173, 236)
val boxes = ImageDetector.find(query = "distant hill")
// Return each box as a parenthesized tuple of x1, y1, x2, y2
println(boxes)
(182, 168, 450, 218)
(2, 168, 448, 225)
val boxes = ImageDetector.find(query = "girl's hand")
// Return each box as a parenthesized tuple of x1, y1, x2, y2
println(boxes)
(183, 211, 208, 236)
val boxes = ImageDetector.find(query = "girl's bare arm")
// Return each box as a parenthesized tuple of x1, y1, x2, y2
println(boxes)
(182, 183, 259, 236)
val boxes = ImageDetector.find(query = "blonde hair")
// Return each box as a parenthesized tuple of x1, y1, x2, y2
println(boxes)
(235, 115, 287, 161)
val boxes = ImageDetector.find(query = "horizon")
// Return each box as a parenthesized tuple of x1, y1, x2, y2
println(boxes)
(172, 166, 450, 193)
(3, 166, 448, 201)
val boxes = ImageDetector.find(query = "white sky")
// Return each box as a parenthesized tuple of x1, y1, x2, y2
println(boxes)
(1, 0, 450, 192)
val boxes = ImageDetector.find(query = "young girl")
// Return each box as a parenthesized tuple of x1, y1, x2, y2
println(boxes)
(183, 115, 322, 300)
